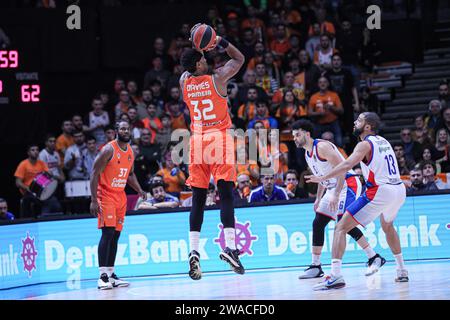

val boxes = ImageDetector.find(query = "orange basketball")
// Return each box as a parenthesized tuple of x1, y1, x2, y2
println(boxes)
(192, 24, 217, 51)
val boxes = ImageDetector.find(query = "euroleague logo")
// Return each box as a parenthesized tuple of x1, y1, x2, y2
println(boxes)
(21, 232, 38, 278)
(214, 220, 258, 256)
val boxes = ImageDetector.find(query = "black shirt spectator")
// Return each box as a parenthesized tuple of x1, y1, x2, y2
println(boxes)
(335, 20, 361, 67)
(406, 168, 438, 194)
(139, 128, 162, 175)
(400, 128, 423, 163)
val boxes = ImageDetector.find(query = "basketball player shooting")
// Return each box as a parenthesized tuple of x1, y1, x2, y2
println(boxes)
(90, 121, 147, 290)
(179, 24, 245, 280)
(291, 119, 385, 281)
(306, 112, 409, 290)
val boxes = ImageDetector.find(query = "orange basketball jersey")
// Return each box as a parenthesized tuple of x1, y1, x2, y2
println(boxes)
(182, 74, 232, 133)
(98, 140, 134, 198)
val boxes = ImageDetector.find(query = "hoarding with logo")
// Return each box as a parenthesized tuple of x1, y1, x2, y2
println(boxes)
(1, 194, 449, 289)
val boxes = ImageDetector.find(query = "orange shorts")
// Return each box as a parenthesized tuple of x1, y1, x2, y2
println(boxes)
(97, 191, 127, 231)
(186, 130, 236, 189)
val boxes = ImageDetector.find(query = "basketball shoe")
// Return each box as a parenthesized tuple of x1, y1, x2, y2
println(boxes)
(219, 247, 245, 275)
(109, 273, 130, 287)
(313, 274, 346, 290)
(395, 269, 409, 282)
(298, 264, 324, 279)
(97, 273, 113, 290)
(365, 253, 386, 276)
(188, 250, 202, 280)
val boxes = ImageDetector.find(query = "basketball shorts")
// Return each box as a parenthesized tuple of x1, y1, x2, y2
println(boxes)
(97, 191, 127, 231)
(187, 130, 236, 189)
(316, 175, 362, 220)
(346, 183, 406, 227)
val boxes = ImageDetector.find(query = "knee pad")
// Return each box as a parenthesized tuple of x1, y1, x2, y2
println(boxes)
(312, 213, 332, 247)
(347, 227, 363, 242)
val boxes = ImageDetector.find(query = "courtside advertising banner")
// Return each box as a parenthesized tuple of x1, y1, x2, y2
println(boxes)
(1, 194, 449, 289)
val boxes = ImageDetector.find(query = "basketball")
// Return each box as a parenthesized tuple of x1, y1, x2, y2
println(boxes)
(191, 23, 217, 51)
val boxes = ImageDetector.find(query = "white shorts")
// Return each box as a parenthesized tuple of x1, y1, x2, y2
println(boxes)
(346, 183, 406, 227)
(316, 175, 362, 220)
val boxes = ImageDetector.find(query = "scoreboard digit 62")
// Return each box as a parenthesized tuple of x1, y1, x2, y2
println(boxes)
(0, 50, 42, 105)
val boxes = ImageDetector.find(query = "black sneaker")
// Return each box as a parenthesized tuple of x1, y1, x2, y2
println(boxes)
(219, 247, 245, 275)
(188, 250, 202, 280)
(109, 273, 130, 287)
(365, 253, 386, 276)
(298, 264, 324, 279)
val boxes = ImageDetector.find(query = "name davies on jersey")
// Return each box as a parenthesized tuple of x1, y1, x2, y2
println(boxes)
(186, 81, 212, 99)
(111, 178, 127, 188)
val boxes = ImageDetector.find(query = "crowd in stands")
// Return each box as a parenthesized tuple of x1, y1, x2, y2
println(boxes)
(3, 0, 450, 220)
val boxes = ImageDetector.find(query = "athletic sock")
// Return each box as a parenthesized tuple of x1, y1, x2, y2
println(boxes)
(331, 259, 342, 277)
(189, 231, 200, 253)
(394, 253, 406, 270)
(312, 254, 321, 266)
(363, 245, 376, 259)
(224, 228, 236, 250)
(99, 267, 108, 277)
(107, 267, 114, 277)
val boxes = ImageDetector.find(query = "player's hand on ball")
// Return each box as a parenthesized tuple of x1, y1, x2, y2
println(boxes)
(305, 175, 323, 184)
(90, 200, 100, 217)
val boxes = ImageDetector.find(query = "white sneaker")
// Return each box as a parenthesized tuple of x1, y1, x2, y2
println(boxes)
(109, 273, 130, 287)
(365, 254, 386, 276)
(313, 274, 346, 291)
(395, 269, 409, 282)
(97, 273, 113, 290)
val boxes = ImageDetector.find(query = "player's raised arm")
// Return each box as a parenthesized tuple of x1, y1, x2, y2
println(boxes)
(89, 144, 113, 216)
(307, 141, 372, 184)
(213, 36, 245, 83)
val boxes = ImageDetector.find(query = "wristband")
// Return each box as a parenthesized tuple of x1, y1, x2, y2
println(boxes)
(219, 37, 230, 49)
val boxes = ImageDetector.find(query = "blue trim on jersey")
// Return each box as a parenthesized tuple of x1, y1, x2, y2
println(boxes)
(344, 184, 357, 211)
(346, 190, 372, 216)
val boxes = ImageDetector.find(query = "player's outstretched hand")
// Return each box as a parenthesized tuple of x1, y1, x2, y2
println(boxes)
(90, 200, 99, 217)
(305, 175, 324, 184)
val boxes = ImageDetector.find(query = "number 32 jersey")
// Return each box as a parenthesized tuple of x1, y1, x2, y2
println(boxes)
(361, 135, 402, 187)
(182, 73, 232, 133)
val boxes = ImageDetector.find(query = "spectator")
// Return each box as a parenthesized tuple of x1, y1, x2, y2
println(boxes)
(155, 113, 173, 156)
(15, 144, 61, 218)
(425, 100, 442, 130)
(167, 102, 188, 130)
(56, 120, 74, 162)
(150, 37, 173, 71)
(313, 34, 338, 72)
(235, 142, 260, 188)
(239, 28, 257, 63)
(182, 183, 217, 208)
(359, 86, 382, 114)
(225, 11, 241, 45)
(168, 32, 190, 63)
(335, 19, 362, 84)
(434, 128, 450, 172)
(255, 62, 279, 98)
(248, 172, 289, 203)
(114, 90, 133, 121)
(263, 51, 282, 88)
(142, 103, 162, 143)
(398, 156, 411, 176)
(83, 136, 99, 177)
(308, 77, 344, 146)
(156, 148, 186, 195)
(64, 130, 89, 181)
(406, 167, 438, 193)
(99, 125, 116, 150)
(110, 77, 126, 105)
(297, 49, 321, 97)
(321, 131, 348, 158)
(39, 134, 65, 185)
(131, 144, 151, 191)
(308, 8, 335, 37)
(305, 22, 321, 60)
(139, 128, 162, 175)
(233, 173, 252, 206)
(0, 198, 14, 221)
(241, 5, 266, 42)
(237, 70, 269, 106)
(280, 0, 302, 30)
(144, 56, 171, 90)
(360, 27, 382, 72)
(284, 169, 309, 199)
(137, 88, 154, 118)
(420, 146, 441, 173)
(127, 80, 143, 105)
(247, 100, 278, 129)
(86, 96, 110, 147)
(393, 143, 416, 170)
(166, 64, 185, 98)
(270, 24, 291, 59)
(435, 107, 450, 137)
(238, 87, 260, 123)
(412, 114, 434, 145)
(127, 106, 145, 144)
(272, 71, 305, 109)
(400, 128, 423, 163)
(246, 41, 265, 71)
(276, 89, 307, 132)
(421, 161, 441, 190)
(324, 53, 359, 139)
(438, 81, 450, 109)
(136, 181, 179, 210)
(149, 79, 166, 113)
(72, 114, 88, 133)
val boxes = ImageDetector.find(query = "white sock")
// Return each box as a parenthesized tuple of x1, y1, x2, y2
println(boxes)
(331, 259, 342, 277)
(107, 267, 114, 277)
(363, 245, 376, 259)
(224, 228, 236, 250)
(99, 267, 108, 277)
(189, 231, 200, 252)
(312, 254, 321, 266)
(394, 253, 406, 270)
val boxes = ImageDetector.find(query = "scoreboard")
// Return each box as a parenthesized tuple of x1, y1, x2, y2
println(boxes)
(0, 50, 42, 105)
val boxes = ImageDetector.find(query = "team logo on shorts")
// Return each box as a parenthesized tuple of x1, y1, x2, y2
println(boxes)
(214, 219, 258, 256)
(21, 232, 38, 278)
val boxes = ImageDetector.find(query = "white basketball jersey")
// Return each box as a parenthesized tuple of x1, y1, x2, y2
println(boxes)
(305, 139, 355, 189)
(360, 135, 402, 187)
